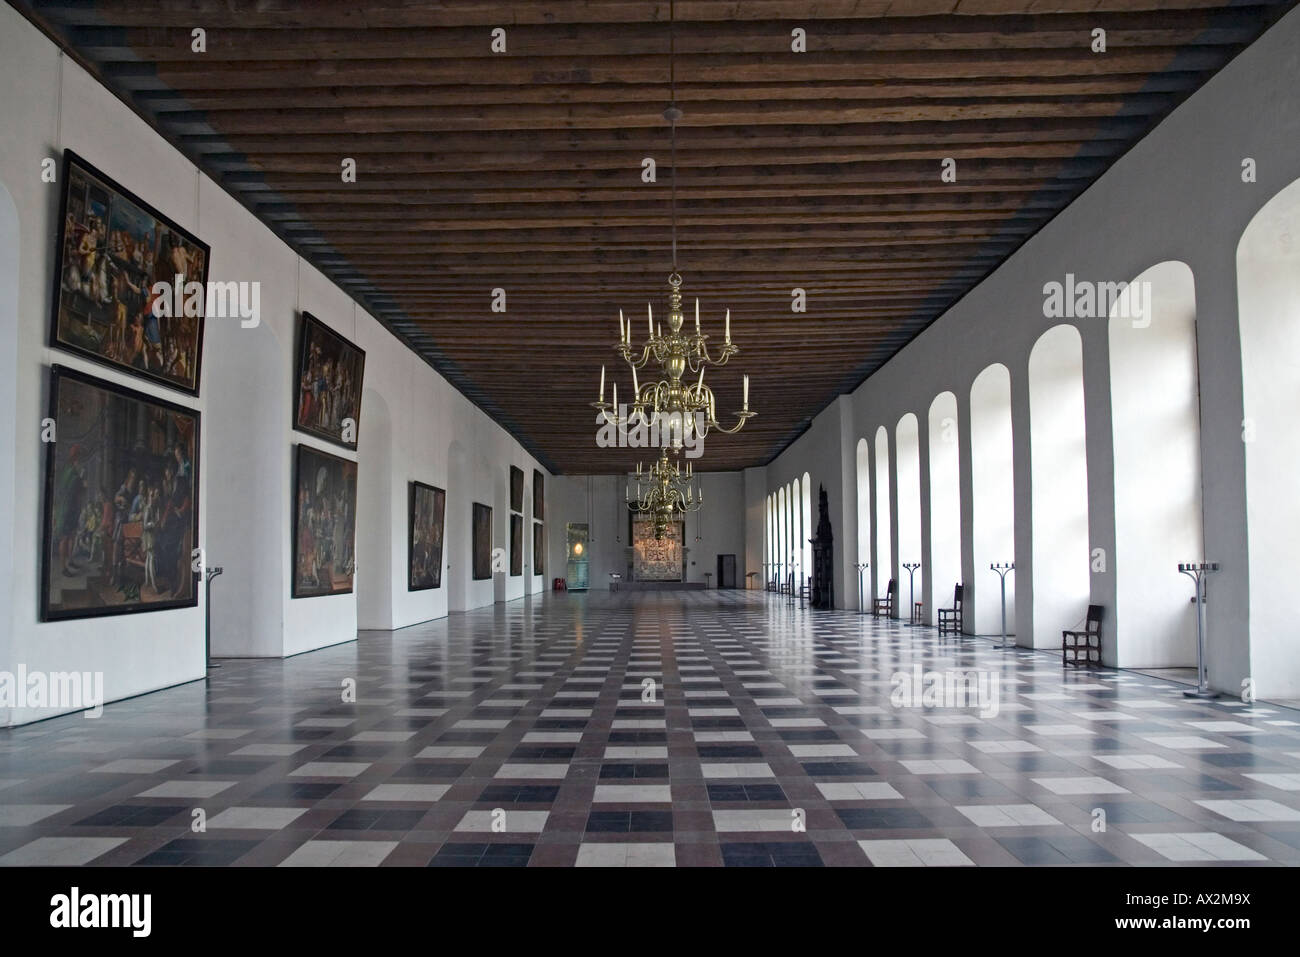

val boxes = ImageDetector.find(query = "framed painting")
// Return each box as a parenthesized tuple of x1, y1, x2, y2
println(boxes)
(292, 443, 358, 598)
(50, 150, 209, 395)
(510, 514, 523, 576)
(510, 465, 524, 513)
(533, 522, 544, 578)
(408, 481, 445, 591)
(471, 502, 492, 580)
(41, 364, 200, 621)
(532, 469, 544, 521)
(293, 312, 366, 451)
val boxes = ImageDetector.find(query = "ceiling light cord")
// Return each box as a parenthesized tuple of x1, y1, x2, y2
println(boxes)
(669, 0, 677, 273)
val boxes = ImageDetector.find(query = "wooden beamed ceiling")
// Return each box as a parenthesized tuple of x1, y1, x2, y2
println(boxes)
(14, 0, 1295, 473)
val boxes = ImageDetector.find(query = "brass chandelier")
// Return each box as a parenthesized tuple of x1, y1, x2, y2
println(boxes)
(627, 449, 703, 540)
(590, 0, 755, 455)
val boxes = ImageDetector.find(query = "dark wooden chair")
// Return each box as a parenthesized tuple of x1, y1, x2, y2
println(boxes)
(938, 584, 964, 637)
(1063, 605, 1104, 668)
(872, 579, 897, 618)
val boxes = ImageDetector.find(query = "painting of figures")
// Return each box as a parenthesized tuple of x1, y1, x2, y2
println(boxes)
(533, 469, 544, 520)
(533, 522, 544, 577)
(51, 151, 209, 395)
(472, 503, 492, 580)
(510, 466, 524, 513)
(510, 514, 523, 576)
(294, 312, 366, 451)
(41, 365, 200, 621)
(292, 444, 358, 598)
(408, 481, 445, 591)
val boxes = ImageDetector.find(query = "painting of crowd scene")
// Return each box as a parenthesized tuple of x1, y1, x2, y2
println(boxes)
(292, 444, 357, 598)
(408, 481, 445, 591)
(41, 366, 200, 621)
(51, 151, 208, 395)
(294, 312, 366, 451)
(472, 503, 492, 580)
(510, 514, 523, 576)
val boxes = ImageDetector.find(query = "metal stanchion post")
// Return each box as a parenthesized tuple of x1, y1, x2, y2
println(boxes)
(205, 566, 224, 672)
(903, 562, 920, 626)
(1178, 561, 1220, 698)
(854, 563, 868, 616)
(990, 562, 1014, 649)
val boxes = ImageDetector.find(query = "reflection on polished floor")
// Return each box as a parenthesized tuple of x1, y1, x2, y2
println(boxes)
(2, 591, 1299, 867)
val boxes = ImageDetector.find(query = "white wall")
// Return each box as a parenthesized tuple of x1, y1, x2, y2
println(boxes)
(1238, 178, 1300, 698)
(761, 0, 1300, 694)
(0, 6, 550, 723)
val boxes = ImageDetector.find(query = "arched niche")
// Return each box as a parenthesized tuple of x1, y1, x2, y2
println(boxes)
(927, 392, 961, 625)
(896, 413, 922, 613)
(874, 426, 891, 602)
(1028, 325, 1090, 648)
(1238, 179, 1300, 699)
(1109, 261, 1201, 668)
(970, 363, 1015, 636)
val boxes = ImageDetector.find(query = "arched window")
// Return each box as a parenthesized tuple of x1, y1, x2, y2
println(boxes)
(874, 426, 891, 601)
(801, 472, 812, 591)
(856, 438, 871, 609)
(1029, 325, 1090, 647)
(970, 364, 1015, 636)
(896, 414, 921, 614)
(928, 393, 961, 625)
(1109, 261, 1201, 667)
(1238, 180, 1300, 698)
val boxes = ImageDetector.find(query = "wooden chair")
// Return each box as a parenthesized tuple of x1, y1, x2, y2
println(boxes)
(872, 579, 897, 618)
(1062, 605, 1104, 668)
(938, 584, 964, 637)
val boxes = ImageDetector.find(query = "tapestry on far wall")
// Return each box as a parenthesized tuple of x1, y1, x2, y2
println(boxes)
(50, 151, 209, 395)
(292, 443, 357, 598)
(533, 469, 544, 520)
(510, 466, 524, 513)
(632, 517, 684, 582)
(41, 365, 200, 621)
(408, 481, 445, 591)
(533, 522, 544, 578)
(472, 502, 492, 580)
(510, 514, 523, 576)
(293, 311, 366, 451)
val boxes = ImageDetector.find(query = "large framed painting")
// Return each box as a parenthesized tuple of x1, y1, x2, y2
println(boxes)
(51, 150, 209, 395)
(472, 502, 492, 580)
(510, 514, 523, 576)
(532, 469, 544, 520)
(292, 444, 358, 598)
(533, 522, 544, 578)
(408, 481, 445, 591)
(510, 466, 524, 513)
(294, 312, 366, 451)
(41, 365, 200, 621)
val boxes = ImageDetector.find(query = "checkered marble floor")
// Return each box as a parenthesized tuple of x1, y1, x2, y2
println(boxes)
(3, 590, 1299, 867)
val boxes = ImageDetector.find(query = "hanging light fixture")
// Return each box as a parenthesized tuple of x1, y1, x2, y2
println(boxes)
(626, 449, 703, 539)
(591, 0, 754, 450)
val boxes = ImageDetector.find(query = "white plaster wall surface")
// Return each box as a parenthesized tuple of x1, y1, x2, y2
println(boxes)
(764, 6, 1300, 691)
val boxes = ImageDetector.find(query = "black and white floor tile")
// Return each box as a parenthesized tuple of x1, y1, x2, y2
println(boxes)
(2, 591, 1298, 867)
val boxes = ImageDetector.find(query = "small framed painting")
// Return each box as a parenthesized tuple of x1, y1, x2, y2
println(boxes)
(292, 443, 358, 598)
(293, 312, 366, 451)
(510, 466, 524, 513)
(510, 514, 523, 576)
(408, 481, 445, 591)
(472, 502, 492, 580)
